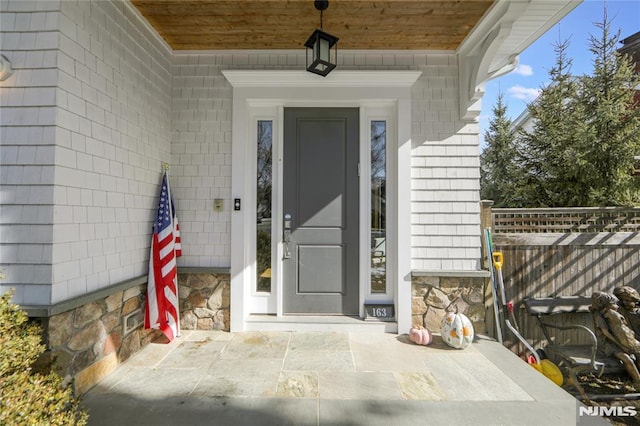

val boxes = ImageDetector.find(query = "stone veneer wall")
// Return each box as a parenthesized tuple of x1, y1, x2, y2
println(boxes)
(37, 272, 229, 395)
(178, 272, 230, 332)
(411, 274, 487, 334)
(41, 283, 159, 395)
(39, 272, 480, 395)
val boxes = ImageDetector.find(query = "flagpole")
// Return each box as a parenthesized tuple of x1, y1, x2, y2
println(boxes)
(164, 162, 181, 338)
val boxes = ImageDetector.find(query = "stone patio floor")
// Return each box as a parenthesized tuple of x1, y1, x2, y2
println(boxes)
(81, 330, 606, 425)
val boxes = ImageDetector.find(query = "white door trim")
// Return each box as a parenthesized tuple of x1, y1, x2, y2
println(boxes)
(224, 70, 420, 333)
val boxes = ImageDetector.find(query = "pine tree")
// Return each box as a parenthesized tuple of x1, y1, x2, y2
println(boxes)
(579, 10, 640, 206)
(480, 93, 522, 206)
(518, 39, 587, 206)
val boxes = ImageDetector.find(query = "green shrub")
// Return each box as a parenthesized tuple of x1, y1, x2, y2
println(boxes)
(0, 290, 88, 425)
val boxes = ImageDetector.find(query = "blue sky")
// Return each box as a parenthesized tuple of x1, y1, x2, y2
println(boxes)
(479, 0, 640, 146)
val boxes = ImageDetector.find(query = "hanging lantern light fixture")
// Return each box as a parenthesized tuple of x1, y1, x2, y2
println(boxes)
(304, 0, 338, 77)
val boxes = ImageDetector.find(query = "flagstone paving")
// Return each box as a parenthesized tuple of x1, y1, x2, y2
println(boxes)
(82, 330, 606, 425)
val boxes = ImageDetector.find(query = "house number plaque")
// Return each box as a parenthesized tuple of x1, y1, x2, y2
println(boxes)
(364, 304, 395, 321)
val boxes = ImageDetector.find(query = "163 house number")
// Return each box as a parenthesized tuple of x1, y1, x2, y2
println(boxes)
(373, 307, 388, 317)
(365, 304, 394, 321)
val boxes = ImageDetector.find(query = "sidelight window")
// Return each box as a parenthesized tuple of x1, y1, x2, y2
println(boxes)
(371, 120, 387, 293)
(256, 120, 273, 292)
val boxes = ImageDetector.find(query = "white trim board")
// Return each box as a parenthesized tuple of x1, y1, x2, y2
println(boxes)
(224, 70, 420, 333)
(223, 70, 423, 87)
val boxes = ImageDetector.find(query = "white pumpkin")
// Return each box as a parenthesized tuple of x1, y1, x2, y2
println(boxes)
(440, 309, 474, 349)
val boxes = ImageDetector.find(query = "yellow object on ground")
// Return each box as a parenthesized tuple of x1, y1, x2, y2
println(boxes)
(530, 359, 564, 386)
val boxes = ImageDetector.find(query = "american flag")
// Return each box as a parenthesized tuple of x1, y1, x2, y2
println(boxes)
(144, 170, 181, 341)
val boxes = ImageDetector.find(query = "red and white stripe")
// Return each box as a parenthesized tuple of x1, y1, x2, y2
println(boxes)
(144, 171, 181, 342)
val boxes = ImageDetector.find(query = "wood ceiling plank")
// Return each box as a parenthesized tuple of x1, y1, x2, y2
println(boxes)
(130, 0, 493, 50)
(153, 19, 476, 33)
(169, 36, 463, 50)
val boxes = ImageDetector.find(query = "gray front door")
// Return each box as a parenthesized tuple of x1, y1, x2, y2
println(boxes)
(283, 108, 359, 314)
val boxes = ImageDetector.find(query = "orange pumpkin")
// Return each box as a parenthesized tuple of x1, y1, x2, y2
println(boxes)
(409, 325, 433, 345)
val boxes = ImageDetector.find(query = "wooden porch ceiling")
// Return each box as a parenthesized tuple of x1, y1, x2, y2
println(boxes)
(130, 0, 495, 50)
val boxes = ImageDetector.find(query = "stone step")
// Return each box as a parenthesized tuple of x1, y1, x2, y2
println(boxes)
(245, 314, 398, 333)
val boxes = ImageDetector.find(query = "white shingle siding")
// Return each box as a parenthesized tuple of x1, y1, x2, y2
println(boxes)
(42, 2, 171, 303)
(173, 51, 482, 273)
(2, 0, 483, 306)
(0, 1, 60, 304)
(47, 0, 172, 303)
(171, 54, 237, 268)
(171, 51, 424, 269)
(1, 0, 172, 305)
(411, 55, 482, 271)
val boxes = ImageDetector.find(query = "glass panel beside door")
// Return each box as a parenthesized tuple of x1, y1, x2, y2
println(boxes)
(371, 120, 386, 294)
(256, 120, 273, 292)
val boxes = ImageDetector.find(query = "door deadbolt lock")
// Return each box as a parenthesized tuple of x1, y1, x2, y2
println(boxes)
(284, 213, 292, 259)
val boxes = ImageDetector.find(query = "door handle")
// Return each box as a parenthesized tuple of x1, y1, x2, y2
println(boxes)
(283, 213, 292, 259)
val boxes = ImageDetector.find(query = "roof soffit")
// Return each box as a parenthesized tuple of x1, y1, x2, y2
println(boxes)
(456, 0, 582, 121)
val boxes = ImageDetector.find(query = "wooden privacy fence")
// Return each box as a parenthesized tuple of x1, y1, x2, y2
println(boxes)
(483, 205, 640, 354)
(493, 207, 640, 233)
